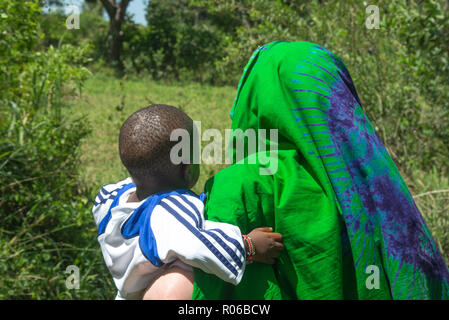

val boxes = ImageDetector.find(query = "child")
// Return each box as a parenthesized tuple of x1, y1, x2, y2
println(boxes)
(92, 104, 284, 300)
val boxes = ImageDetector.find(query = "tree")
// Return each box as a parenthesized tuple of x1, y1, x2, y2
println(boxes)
(84, 0, 103, 16)
(100, 0, 132, 71)
(140, 0, 226, 81)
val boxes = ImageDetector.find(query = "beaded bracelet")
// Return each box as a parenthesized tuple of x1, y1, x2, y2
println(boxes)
(242, 234, 256, 263)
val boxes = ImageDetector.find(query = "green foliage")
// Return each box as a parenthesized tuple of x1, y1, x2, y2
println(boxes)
(0, 0, 114, 299)
(118, 0, 227, 82)
(39, 10, 108, 64)
(190, 0, 449, 175)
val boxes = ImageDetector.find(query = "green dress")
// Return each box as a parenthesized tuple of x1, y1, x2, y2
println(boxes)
(192, 41, 449, 299)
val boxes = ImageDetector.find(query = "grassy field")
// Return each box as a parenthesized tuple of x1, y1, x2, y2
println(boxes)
(70, 73, 449, 264)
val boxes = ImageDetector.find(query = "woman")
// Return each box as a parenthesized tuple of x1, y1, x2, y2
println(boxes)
(191, 41, 449, 299)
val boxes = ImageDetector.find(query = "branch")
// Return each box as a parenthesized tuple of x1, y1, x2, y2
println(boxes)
(100, 0, 116, 18)
(120, 0, 132, 11)
(118, 0, 132, 21)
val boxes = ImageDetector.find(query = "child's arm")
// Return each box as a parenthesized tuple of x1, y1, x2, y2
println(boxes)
(146, 195, 283, 285)
(142, 226, 284, 300)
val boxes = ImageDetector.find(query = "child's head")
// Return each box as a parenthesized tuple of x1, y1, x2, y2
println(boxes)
(119, 104, 199, 191)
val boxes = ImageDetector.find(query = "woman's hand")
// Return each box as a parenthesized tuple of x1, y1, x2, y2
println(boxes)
(246, 227, 284, 264)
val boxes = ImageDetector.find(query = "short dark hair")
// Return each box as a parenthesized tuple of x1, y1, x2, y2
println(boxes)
(119, 104, 193, 184)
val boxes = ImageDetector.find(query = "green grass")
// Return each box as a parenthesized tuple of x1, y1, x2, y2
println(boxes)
(70, 72, 449, 266)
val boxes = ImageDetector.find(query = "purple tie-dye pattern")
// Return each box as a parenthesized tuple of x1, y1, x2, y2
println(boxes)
(303, 45, 449, 291)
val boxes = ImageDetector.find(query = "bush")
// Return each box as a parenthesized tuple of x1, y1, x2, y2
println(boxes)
(39, 10, 108, 64)
(0, 0, 114, 299)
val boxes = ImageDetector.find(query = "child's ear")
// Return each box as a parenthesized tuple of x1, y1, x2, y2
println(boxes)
(181, 163, 190, 183)
(181, 163, 200, 189)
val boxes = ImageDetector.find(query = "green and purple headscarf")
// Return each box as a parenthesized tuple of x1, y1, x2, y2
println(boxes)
(192, 41, 449, 299)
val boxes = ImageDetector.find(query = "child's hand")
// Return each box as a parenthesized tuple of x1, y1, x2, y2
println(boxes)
(246, 227, 284, 264)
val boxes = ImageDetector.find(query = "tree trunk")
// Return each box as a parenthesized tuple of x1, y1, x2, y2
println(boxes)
(108, 18, 123, 71)
(100, 0, 131, 73)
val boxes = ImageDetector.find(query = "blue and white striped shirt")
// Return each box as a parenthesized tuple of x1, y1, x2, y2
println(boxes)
(92, 177, 246, 300)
